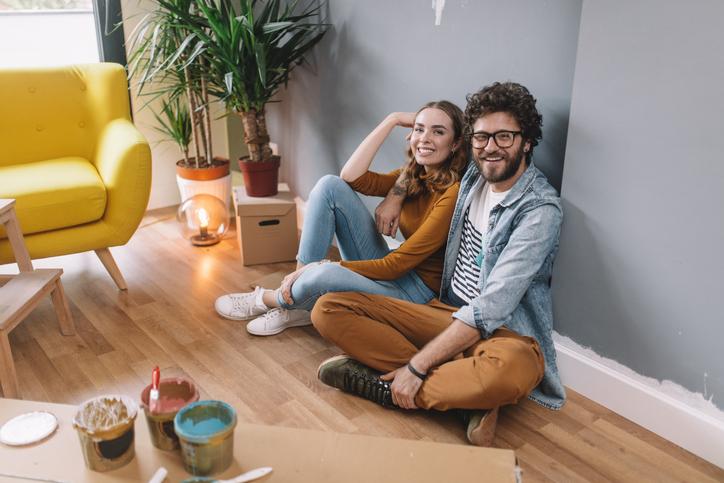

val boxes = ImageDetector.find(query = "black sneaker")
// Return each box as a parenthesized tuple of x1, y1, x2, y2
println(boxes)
(317, 355, 394, 408)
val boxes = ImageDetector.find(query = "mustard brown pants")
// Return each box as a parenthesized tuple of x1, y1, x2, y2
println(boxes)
(312, 292, 545, 411)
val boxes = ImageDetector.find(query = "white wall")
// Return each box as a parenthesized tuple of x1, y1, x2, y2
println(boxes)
(120, 0, 233, 210)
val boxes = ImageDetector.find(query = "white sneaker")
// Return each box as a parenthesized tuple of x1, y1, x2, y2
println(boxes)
(215, 287, 269, 320)
(246, 308, 312, 336)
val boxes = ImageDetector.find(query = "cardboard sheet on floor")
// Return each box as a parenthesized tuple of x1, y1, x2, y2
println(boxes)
(0, 398, 518, 482)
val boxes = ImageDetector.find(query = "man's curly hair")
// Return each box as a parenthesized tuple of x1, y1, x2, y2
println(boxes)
(464, 82, 543, 163)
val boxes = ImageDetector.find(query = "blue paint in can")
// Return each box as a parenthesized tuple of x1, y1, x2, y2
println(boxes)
(182, 416, 228, 437)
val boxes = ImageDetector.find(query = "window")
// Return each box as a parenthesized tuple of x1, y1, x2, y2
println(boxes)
(0, 0, 99, 68)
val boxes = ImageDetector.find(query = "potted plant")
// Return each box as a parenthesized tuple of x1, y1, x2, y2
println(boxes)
(127, 0, 231, 203)
(163, 0, 329, 196)
(151, 97, 191, 164)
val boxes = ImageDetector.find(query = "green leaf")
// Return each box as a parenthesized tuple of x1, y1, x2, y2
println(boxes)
(262, 21, 293, 34)
(126, 0, 329, 158)
(254, 42, 267, 87)
(224, 72, 234, 95)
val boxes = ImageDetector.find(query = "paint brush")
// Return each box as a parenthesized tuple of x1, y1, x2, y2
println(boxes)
(148, 466, 168, 483)
(149, 366, 160, 414)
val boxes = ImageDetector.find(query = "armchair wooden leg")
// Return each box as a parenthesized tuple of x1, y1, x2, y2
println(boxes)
(94, 248, 128, 291)
(50, 279, 75, 336)
(0, 331, 19, 399)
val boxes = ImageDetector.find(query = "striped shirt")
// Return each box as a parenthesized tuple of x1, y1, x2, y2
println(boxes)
(451, 209, 484, 302)
(451, 183, 510, 303)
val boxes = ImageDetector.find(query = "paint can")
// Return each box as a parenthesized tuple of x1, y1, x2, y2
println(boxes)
(140, 377, 199, 450)
(174, 400, 237, 476)
(72, 395, 138, 472)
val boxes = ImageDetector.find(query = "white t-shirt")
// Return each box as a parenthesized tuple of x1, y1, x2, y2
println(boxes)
(451, 183, 510, 303)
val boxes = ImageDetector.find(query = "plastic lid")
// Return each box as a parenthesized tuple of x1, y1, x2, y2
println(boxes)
(0, 411, 58, 446)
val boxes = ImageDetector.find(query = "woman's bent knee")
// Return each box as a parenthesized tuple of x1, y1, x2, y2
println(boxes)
(310, 174, 349, 201)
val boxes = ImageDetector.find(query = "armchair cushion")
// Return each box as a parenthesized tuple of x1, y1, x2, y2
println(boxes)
(0, 157, 106, 236)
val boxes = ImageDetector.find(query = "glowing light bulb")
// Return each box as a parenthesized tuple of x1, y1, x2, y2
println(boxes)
(198, 208, 209, 236)
(177, 194, 228, 247)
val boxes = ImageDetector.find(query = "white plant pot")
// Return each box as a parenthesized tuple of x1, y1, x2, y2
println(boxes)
(176, 174, 232, 210)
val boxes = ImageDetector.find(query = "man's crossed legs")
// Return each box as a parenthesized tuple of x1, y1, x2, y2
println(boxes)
(311, 292, 545, 445)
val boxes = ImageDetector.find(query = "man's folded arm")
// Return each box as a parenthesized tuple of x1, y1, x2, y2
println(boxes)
(409, 319, 481, 374)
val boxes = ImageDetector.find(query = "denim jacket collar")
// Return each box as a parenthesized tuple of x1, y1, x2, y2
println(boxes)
(498, 161, 537, 208)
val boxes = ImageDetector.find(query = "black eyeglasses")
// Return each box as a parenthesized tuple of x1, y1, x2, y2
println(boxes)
(471, 130, 522, 149)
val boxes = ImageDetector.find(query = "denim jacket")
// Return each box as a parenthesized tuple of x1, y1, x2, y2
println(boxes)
(440, 161, 565, 410)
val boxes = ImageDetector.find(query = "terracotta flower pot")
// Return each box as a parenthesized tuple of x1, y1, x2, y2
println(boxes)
(238, 156, 280, 197)
(176, 157, 230, 181)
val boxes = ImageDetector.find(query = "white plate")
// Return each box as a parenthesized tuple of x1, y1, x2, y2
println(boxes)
(0, 411, 58, 446)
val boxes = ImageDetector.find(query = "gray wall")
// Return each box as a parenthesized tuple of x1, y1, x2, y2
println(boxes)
(553, 0, 724, 409)
(268, 0, 582, 201)
(267, 0, 724, 411)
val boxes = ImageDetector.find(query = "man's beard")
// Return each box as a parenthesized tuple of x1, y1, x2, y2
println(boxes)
(478, 144, 526, 183)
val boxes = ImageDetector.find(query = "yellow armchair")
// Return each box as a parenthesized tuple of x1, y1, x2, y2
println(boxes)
(0, 63, 152, 289)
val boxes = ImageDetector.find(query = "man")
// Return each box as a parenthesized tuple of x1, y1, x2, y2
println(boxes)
(311, 82, 565, 446)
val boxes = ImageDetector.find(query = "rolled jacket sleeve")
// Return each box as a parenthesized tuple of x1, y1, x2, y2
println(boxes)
(452, 200, 562, 338)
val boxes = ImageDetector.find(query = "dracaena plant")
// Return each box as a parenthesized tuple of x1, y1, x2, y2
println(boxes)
(160, 0, 329, 162)
(152, 96, 192, 166)
(126, 0, 215, 169)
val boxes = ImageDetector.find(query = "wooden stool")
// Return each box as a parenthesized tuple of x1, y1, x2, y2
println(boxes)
(0, 199, 75, 398)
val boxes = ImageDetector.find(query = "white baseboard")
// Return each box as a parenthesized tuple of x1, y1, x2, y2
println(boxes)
(555, 338, 724, 468)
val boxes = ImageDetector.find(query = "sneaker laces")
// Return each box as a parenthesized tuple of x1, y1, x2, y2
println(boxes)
(227, 287, 266, 316)
(230, 294, 248, 313)
(342, 368, 393, 407)
(258, 308, 286, 321)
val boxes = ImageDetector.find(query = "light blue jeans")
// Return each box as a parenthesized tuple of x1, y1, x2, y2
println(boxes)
(278, 175, 435, 311)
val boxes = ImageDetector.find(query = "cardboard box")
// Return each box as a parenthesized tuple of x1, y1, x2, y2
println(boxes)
(233, 184, 298, 265)
(0, 397, 519, 482)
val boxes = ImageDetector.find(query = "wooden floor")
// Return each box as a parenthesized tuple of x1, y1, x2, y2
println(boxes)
(1, 208, 722, 483)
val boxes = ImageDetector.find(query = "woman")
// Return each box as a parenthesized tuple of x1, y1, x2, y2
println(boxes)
(215, 100, 468, 336)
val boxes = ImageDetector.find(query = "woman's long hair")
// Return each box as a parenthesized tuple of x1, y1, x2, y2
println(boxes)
(401, 100, 468, 197)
